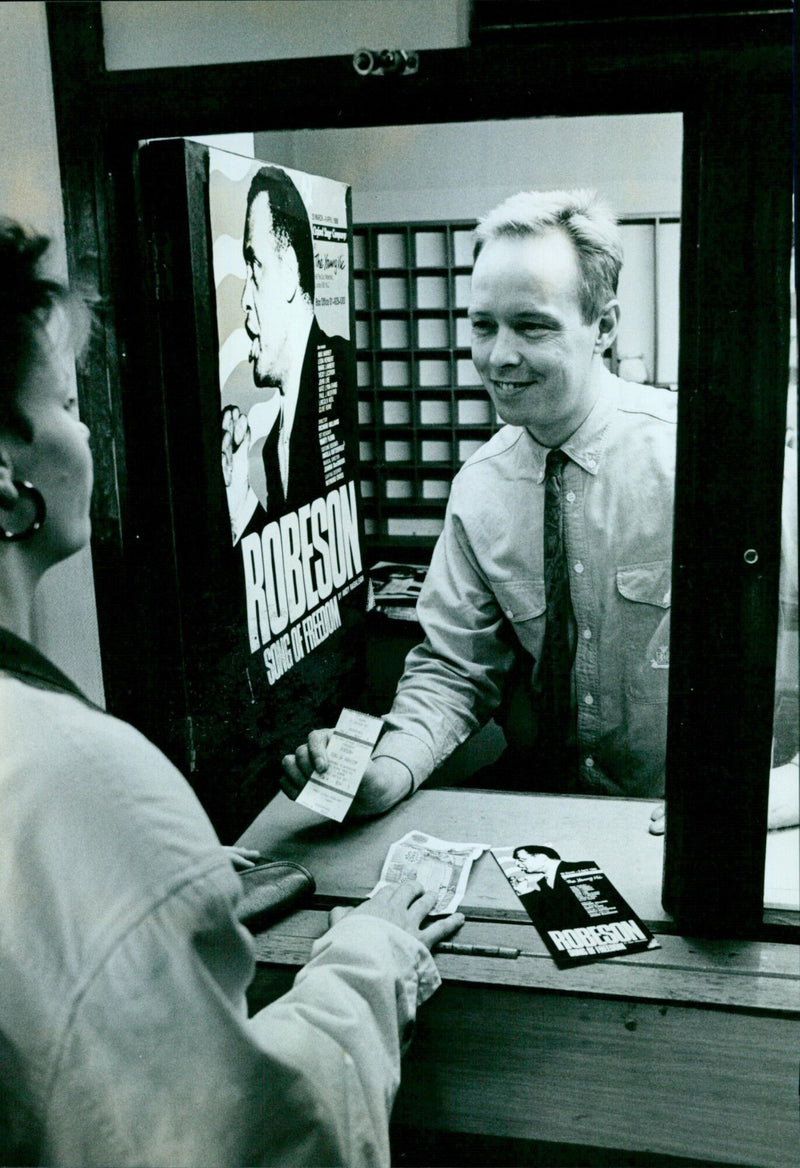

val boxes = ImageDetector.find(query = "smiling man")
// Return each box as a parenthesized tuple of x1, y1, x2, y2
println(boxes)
(284, 189, 677, 812)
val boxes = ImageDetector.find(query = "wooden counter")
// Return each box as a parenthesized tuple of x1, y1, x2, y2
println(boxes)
(238, 789, 799, 1167)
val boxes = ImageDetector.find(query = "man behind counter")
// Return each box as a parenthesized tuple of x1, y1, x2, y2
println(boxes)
(282, 188, 798, 831)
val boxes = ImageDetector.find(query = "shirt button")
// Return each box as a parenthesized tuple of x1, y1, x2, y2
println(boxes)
(505, 609, 514, 619)
(584, 693, 594, 706)
(582, 627, 592, 640)
(566, 491, 576, 503)
(574, 562, 584, 574)
(585, 756, 595, 769)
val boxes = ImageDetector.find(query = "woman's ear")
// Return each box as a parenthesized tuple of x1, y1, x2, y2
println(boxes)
(0, 447, 18, 511)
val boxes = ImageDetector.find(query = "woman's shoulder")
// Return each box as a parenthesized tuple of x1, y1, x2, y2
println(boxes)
(0, 674, 219, 860)
(2, 672, 169, 770)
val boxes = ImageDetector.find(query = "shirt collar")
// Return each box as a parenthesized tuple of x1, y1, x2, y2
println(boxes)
(524, 371, 618, 482)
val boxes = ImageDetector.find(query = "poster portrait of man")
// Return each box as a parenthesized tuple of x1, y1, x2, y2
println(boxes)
(210, 151, 352, 545)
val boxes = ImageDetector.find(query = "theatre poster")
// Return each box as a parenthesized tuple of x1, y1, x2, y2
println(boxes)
(135, 139, 365, 835)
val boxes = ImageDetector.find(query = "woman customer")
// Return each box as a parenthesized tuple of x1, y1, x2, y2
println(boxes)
(0, 219, 462, 1167)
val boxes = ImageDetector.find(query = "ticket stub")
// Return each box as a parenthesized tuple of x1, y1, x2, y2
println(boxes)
(295, 708, 384, 822)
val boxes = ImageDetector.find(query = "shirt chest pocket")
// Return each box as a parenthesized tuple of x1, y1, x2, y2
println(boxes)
(491, 579, 546, 656)
(616, 561, 671, 703)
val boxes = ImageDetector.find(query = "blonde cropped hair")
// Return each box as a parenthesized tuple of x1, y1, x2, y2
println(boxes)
(473, 189, 623, 323)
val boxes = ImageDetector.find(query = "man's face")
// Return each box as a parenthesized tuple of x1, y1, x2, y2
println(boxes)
(515, 850, 551, 875)
(469, 228, 608, 444)
(242, 192, 296, 390)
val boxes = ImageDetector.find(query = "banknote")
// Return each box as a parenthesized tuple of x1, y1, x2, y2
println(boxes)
(370, 830, 487, 915)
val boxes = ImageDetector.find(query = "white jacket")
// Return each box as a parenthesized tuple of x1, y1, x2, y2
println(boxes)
(0, 638, 440, 1166)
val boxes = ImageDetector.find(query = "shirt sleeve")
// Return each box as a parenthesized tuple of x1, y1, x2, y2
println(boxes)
(45, 867, 440, 1168)
(374, 499, 516, 789)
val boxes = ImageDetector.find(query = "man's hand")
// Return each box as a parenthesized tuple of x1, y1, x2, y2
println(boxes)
(648, 759, 800, 835)
(649, 804, 665, 835)
(281, 728, 413, 817)
(221, 405, 251, 523)
(328, 881, 464, 952)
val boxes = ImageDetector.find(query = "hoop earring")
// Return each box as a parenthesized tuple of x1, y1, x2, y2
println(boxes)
(0, 481, 46, 542)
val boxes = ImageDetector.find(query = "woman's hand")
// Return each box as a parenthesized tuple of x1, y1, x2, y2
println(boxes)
(328, 881, 464, 952)
(223, 845, 263, 871)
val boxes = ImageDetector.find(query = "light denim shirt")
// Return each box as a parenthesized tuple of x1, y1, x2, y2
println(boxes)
(375, 373, 677, 798)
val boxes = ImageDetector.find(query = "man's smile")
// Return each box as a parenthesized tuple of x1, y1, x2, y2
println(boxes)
(492, 379, 536, 394)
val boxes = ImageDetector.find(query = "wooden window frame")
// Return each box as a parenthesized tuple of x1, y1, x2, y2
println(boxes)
(45, 2, 794, 937)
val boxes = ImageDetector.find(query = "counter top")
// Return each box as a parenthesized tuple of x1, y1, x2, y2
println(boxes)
(239, 787, 798, 1013)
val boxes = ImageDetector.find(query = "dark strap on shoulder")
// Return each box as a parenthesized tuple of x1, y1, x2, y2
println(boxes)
(0, 627, 100, 709)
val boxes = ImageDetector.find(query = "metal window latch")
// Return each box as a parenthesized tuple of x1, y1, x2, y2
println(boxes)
(353, 48, 419, 77)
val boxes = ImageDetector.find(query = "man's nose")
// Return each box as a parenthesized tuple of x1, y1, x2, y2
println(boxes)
(489, 326, 521, 368)
(241, 273, 252, 312)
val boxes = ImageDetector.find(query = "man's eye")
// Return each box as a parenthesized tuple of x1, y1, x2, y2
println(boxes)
(470, 320, 493, 333)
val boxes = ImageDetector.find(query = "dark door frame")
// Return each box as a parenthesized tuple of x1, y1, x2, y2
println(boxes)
(45, 2, 794, 933)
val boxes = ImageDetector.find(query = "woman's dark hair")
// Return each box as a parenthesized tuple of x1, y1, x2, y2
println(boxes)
(0, 219, 90, 440)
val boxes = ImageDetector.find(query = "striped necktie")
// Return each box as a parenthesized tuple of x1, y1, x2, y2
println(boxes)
(535, 448, 577, 785)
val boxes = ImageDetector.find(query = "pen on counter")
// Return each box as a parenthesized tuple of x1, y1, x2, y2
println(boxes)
(435, 941, 521, 959)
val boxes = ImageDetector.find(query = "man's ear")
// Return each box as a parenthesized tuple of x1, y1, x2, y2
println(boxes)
(595, 299, 621, 355)
(281, 246, 301, 304)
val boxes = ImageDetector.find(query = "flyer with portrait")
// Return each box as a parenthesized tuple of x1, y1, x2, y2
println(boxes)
(492, 844, 659, 968)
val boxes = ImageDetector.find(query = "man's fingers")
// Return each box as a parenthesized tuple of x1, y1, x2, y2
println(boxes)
(280, 755, 307, 799)
(307, 728, 333, 773)
(293, 743, 314, 776)
(649, 805, 666, 835)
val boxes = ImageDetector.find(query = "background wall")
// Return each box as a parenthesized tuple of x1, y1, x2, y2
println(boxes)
(102, 0, 469, 70)
(256, 114, 683, 223)
(0, 2, 104, 703)
(256, 115, 683, 389)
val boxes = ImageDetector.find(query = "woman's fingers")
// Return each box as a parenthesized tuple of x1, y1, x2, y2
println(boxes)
(421, 912, 465, 947)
